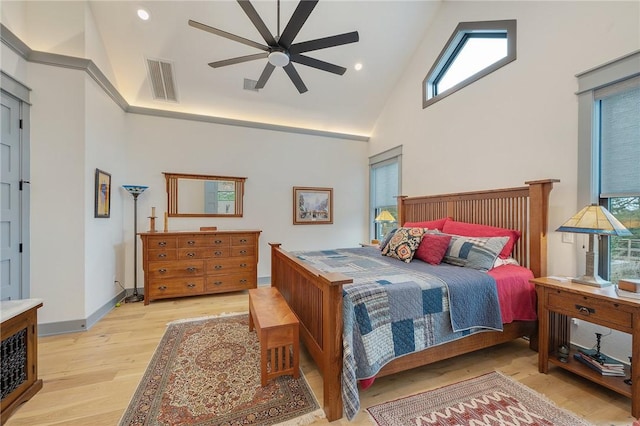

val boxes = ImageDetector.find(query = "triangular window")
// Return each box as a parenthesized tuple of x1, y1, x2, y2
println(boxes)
(423, 20, 517, 108)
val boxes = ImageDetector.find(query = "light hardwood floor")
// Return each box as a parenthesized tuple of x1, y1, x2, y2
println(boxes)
(5, 291, 636, 425)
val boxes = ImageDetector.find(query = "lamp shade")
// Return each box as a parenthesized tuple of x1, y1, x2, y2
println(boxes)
(375, 210, 395, 222)
(556, 204, 632, 236)
(122, 185, 149, 196)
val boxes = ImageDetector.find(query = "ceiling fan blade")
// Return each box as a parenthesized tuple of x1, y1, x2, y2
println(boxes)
(290, 54, 346, 75)
(289, 31, 359, 54)
(283, 63, 308, 93)
(188, 19, 269, 52)
(237, 0, 278, 46)
(278, 0, 319, 49)
(255, 63, 276, 89)
(208, 53, 269, 68)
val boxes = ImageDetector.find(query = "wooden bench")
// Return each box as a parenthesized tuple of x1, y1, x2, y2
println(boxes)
(248, 287, 300, 386)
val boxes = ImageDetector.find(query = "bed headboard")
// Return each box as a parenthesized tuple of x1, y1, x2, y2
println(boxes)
(397, 179, 559, 277)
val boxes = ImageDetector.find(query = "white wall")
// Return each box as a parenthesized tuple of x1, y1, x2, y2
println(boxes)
(369, 1, 640, 362)
(124, 114, 369, 281)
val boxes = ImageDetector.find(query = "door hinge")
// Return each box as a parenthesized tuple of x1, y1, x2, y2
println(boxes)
(19, 119, 23, 129)
(19, 180, 30, 190)
(19, 243, 23, 253)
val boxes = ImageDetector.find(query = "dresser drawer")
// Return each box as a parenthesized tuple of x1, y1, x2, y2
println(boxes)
(148, 260, 204, 279)
(204, 246, 230, 258)
(205, 274, 255, 292)
(231, 245, 254, 257)
(177, 236, 209, 248)
(206, 257, 255, 275)
(231, 234, 255, 246)
(548, 291, 632, 330)
(148, 249, 177, 261)
(146, 236, 177, 249)
(148, 277, 204, 298)
(177, 248, 217, 260)
(208, 235, 231, 246)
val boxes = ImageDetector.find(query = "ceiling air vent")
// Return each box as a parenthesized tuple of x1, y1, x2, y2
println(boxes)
(146, 58, 178, 102)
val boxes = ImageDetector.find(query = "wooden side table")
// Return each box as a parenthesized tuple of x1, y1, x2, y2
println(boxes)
(532, 277, 639, 418)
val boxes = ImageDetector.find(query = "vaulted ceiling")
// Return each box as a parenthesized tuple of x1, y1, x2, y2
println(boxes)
(87, 1, 440, 137)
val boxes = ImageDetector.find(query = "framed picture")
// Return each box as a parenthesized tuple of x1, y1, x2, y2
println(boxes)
(293, 187, 333, 225)
(95, 168, 111, 218)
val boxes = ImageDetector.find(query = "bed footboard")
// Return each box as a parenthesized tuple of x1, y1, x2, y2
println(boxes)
(270, 243, 350, 422)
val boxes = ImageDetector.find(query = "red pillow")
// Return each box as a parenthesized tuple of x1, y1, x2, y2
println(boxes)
(414, 233, 452, 265)
(404, 217, 449, 231)
(441, 220, 521, 259)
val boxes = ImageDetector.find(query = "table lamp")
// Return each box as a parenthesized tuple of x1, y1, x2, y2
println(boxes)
(375, 210, 396, 241)
(556, 203, 632, 287)
(123, 185, 149, 303)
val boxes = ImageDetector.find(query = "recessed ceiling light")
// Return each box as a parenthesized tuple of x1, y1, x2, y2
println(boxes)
(137, 8, 150, 21)
(354, 63, 363, 71)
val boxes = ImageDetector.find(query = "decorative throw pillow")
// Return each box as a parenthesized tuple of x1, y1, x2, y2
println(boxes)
(381, 227, 427, 263)
(404, 217, 450, 231)
(442, 235, 509, 271)
(414, 233, 452, 265)
(379, 228, 398, 251)
(441, 220, 521, 259)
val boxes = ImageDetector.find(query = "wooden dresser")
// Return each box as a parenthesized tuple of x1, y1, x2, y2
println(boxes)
(139, 230, 261, 305)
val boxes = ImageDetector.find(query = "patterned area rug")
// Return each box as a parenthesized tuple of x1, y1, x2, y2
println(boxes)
(119, 313, 323, 425)
(367, 371, 593, 426)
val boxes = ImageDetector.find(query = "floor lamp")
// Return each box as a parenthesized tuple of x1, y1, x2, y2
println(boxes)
(123, 185, 148, 303)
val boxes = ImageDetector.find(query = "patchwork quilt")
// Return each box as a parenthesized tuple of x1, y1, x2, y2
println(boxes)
(293, 247, 503, 420)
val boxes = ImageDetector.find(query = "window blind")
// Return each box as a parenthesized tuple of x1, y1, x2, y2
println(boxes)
(599, 76, 640, 198)
(371, 159, 399, 209)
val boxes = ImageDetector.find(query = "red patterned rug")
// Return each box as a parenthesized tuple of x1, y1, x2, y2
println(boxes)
(367, 371, 593, 426)
(119, 313, 323, 426)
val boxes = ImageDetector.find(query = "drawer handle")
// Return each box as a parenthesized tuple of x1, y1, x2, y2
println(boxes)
(214, 265, 223, 270)
(239, 279, 247, 283)
(239, 250, 247, 255)
(159, 268, 167, 274)
(158, 253, 167, 258)
(187, 240, 196, 246)
(158, 285, 167, 291)
(240, 263, 247, 268)
(214, 251, 223, 256)
(187, 252, 196, 257)
(214, 239, 223, 244)
(213, 281, 223, 286)
(158, 241, 167, 247)
(186, 283, 196, 288)
(576, 304, 595, 316)
(186, 267, 197, 273)
(239, 239, 247, 243)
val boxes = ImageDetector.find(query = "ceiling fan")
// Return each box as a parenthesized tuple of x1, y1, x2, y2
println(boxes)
(188, 0, 359, 94)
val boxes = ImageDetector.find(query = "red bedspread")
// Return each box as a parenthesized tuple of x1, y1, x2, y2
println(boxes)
(488, 264, 536, 323)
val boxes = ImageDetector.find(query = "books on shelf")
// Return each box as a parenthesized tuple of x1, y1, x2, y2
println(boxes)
(618, 278, 640, 293)
(574, 351, 625, 376)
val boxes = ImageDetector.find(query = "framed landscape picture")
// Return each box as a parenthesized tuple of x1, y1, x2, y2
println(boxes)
(95, 168, 111, 218)
(293, 187, 333, 225)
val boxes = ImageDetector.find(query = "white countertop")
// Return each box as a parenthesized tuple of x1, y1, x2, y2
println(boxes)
(0, 298, 44, 323)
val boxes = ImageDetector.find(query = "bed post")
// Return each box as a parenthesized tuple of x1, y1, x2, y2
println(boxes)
(397, 195, 408, 226)
(525, 179, 560, 278)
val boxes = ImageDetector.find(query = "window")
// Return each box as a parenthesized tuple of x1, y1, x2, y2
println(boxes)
(423, 20, 517, 108)
(577, 52, 640, 283)
(370, 146, 401, 242)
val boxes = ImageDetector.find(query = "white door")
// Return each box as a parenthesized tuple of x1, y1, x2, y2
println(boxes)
(1, 92, 24, 300)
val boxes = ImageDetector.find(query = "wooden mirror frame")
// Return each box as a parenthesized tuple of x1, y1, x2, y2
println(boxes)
(164, 172, 246, 217)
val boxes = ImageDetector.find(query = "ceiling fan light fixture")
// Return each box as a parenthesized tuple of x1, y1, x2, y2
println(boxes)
(268, 51, 290, 67)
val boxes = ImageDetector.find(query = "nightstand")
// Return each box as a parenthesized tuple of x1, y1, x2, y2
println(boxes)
(532, 277, 640, 418)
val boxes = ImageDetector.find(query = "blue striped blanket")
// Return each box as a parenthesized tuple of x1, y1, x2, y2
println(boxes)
(293, 247, 502, 420)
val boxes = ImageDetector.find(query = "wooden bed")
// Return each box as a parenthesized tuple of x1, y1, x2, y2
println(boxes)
(269, 179, 559, 421)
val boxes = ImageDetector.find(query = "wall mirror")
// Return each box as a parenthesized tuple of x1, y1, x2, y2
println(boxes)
(164, 172, 246, 217)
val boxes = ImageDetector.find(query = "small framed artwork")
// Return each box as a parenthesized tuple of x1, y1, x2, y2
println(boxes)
(95, 168, 111, 218)
(293, 187, 333, 225)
